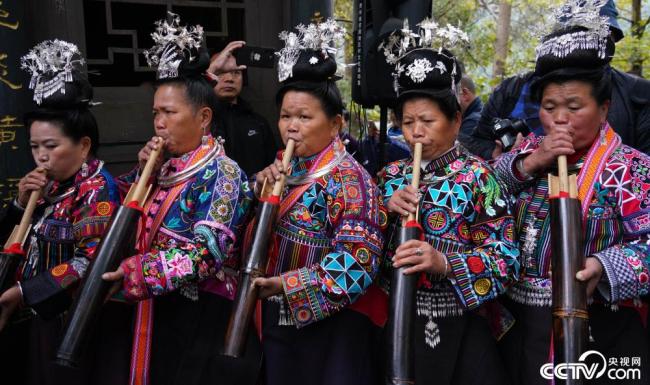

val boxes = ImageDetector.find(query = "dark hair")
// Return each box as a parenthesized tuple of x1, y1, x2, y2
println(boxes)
(460, 75, 477, 94)
(342, 109, 350, 122)
(275, 80, 344, 119)
(155, 75, 219, 113)
(532, 69, 612, 106)
(24, 107, 100, 156)
(395, 93, 460, 123)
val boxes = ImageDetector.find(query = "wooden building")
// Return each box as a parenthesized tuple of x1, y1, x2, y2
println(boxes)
(0, 0, 332, 207)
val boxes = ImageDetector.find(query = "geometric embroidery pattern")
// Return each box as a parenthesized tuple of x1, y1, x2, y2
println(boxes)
(321, 251, 372, 301)
(427, 180, 471, 214)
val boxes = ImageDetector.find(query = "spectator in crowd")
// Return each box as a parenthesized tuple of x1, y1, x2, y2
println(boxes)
(387, 109, 411, 154)
(359, 119, 411, 177)
(209, 49, 282, 177)
(457, 74, 483, 151)
(339, 109, 362, 163)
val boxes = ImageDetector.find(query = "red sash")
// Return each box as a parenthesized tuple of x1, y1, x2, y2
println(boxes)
(576, 124, 620, 222)
(128, 143, 213, 385)
(129, 182, 185, 385)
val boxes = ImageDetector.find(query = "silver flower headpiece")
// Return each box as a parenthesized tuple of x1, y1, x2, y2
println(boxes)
(380, 18, 469, 94)
(20, 39, 85, 105)
(536, 0, 610, 60)
(275, 18, 345, 82)
(144, 12, 204, 79)
(379, 18, 469, 66)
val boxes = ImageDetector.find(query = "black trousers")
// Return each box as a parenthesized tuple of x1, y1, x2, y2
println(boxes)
(150, 291, 262, 385)
(0, 301, 132, 385)
(499, 298, 650, 385)
(408, 311, 510, 385)
(262, 301, 382, 385)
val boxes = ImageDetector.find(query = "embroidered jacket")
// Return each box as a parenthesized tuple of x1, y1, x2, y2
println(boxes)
(494, 127, 650, 306)
(378, 146, 520, 317)
(119, 137, 253, 301)
(269, 138, 386, 328)
(0, 158, 119, 319)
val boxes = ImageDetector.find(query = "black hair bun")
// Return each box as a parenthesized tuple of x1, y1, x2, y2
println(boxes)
(282, 49, 337, 84)
(38, 71, 94, 109)
(178, 45, 210, 77)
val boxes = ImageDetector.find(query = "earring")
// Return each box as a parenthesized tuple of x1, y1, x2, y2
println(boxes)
(600, 123, 607, 146)
(81, 160, 89, 177)
(201, 127, 209, 146)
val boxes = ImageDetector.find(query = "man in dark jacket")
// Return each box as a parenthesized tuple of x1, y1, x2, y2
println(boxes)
(465, 0, 650, 159)
(457, 74, 483, 151)
(211, 66, 281, 177)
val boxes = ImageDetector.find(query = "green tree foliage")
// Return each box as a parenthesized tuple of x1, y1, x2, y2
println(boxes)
(610, 0, 650, 77)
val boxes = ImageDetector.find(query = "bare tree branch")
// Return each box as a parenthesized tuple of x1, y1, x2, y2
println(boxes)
(477, 0, 498, 19)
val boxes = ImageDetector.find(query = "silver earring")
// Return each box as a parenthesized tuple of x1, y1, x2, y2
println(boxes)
(81, 160, 89, 177)
(201, 129, 209, 145)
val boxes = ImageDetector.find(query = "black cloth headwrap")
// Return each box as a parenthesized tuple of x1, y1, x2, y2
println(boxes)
(395, 48, 461, 103)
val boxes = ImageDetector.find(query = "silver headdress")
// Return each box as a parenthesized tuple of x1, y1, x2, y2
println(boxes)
(380, 18, 469, 65)
(275, 18, 345, 82)
(379, 18, 469, 94)
(536, 0, 610, 60)
(20, 40, 85, 105)
(144, 12, 204, 79)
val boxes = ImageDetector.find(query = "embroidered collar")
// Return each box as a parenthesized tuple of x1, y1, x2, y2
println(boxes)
(44, 158, 103, 204)
(289, 152, 318, 177)
(422, 144, 461, 173)
(158, 135, 222, 187)
(286, 137, 347, 186)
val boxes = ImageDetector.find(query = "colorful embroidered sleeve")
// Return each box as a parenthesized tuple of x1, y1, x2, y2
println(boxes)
(281, 164, 386, 328)
(115, 166, 140, 198)
(377, 159, 409, 212)
(21, 171, 119, 318)
(121, 158, 253, 301)
(493, 135, 542, 194)
(446, 165, 520, 309)
(591, 147, 650, 302)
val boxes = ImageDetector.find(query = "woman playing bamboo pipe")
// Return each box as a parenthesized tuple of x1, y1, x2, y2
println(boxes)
(493, 2, 650, 384)
(249, 19, 386, 385)
(101, 14, 260, 385)
(0, 40, 125, 385)
(377, 20, 520, 384)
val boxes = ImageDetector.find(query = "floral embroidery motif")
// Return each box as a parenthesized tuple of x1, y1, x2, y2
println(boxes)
(119, 137, 252, 302)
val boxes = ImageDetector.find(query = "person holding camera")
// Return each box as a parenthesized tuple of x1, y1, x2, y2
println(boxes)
(465, 0, 650, 160)
(208, 42, 282, 177)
